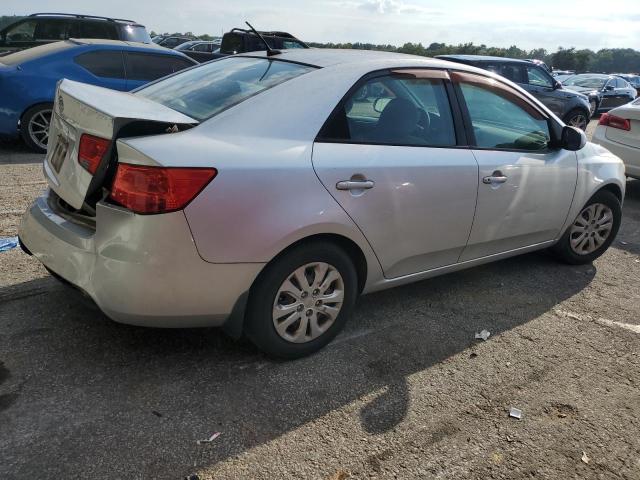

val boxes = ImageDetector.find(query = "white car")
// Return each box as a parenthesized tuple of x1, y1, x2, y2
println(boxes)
(593, 99, 640, 179)
(19, 50, 626, 358)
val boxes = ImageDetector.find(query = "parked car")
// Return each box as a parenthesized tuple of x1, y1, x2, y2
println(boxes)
(552, 70, 575, 77)
(219, 28, 307, 54)
(592, 98, 640, 179)
(436, 55, 592, 130)
(175, 40, 221, 62)
(19, 50, 625, 358)
(613, 74, 640, 95)
(0, 13, 151, 55)
(562, 74, 637, 114)
(152, 35, 193, 48)
(0, 39, 196, 152)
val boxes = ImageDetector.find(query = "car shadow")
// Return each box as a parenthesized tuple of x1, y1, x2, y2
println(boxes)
(0, 245, 599, 478)
(0, 140, 44, 165)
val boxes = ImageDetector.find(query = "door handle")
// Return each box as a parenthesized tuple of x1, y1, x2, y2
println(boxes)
(482, 173, 508, 184)
(336, 180, 375, 190)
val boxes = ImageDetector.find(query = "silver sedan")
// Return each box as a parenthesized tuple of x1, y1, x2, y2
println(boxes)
(19, 50, 626, 358)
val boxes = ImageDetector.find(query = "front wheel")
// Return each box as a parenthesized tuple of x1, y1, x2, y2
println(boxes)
(550, 190, 622, 265)
(563, 109, 589, 131)
(244, 242, 358, 359)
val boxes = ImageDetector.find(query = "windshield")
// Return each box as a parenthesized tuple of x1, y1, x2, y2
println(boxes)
(121, 25, 151, 43)
(563, 76, 607, 89)
(136, 56, 316, 121)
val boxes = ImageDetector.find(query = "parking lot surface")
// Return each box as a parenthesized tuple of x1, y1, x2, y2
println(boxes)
(1, 123, 640, 479)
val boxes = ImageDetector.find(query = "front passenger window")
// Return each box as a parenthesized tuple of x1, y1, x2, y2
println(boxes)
(526, 67, 553, 88)
(459, 81, 550, 151)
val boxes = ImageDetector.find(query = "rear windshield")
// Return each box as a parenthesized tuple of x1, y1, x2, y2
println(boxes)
(136, 56, 316, 121)
(0, 40, 75, 66)
(121, 25, 151, 43)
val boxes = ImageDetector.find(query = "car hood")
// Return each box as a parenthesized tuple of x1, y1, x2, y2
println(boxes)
(563, 85, 600, 96)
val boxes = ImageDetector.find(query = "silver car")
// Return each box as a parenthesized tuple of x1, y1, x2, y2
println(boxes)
(19, 50, 626, 358)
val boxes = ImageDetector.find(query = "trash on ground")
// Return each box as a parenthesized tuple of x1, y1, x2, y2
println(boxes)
(0, 236, 19, 253)
(184, 475, 201, 480)
(509, 407, 522, 419)
(475, 330, 491, 341)
(196, 432, 221, 445)
(581, 451, 590, 464)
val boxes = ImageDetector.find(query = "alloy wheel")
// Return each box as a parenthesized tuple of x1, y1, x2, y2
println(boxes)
(27, 109, 52, 151)
(569, 203, 614, 255)
(568, 113, 588, 131)
(272, 262, 344, 343)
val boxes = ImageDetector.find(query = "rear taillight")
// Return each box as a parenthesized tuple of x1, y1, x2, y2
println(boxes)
(599, 113, 631, 131)
(109, 163, 217, 214)
(78, 134, 110, 174)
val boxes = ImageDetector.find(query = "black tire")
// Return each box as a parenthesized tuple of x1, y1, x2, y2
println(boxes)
(21, 103, 53, 153)
(550, 190, 622, 265)
(563, 108, 590, 131)
(244, 241, 358, 359)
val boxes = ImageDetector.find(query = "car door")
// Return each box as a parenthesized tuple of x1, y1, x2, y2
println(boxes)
(525, 65, 564, 117)
(73, 50, 128, 91)
(312, 69, 479, 278)
(600, 79, 620, 110)
(613, 78, 635, 107)
(451, 71, 577, 261)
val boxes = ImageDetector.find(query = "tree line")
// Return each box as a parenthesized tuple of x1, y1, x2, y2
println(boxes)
(308, 42, 640, 74)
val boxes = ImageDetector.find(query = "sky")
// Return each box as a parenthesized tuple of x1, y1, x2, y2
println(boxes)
(4, 0, 640, 51)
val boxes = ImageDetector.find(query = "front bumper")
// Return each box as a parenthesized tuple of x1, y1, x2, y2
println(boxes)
(18, 190, 264, 328)
(592, 126, 640, 179)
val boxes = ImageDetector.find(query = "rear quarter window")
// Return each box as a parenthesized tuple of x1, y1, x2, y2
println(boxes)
(75, 50, 125, 78)
(73, 20, 119, 40)
(125, 52, 193, 81)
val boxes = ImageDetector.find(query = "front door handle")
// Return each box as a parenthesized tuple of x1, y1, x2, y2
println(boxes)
(336, 180, 375, 190)
(482, 172, 508, 184)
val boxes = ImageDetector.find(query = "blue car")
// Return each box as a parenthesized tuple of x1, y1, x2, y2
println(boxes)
(0, 39, 197, 151)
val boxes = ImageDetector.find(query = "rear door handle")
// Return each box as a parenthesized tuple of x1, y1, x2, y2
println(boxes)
(482, 173, 508, 184)
(336, 180, 375, 190)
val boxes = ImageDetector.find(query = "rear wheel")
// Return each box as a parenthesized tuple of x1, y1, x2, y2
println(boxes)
(244, 242, 358, 359)
(21, 103, 53, 153)
(551, 190, 621, 265)
(563, 109, 589, 131)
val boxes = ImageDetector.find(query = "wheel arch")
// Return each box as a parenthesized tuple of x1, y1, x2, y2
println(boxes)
(222, 232, 370, 340)
(19, 101, 54, 130)
(598, 182, 623, 203)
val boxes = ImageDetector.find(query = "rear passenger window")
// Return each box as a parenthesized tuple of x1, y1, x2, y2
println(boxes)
(34, 19, 70, 41)
(458, 81, 550, 151)
(318, 73, 457, 147)
(75, 51, 125, 78)
(73, 21, 119, 40)
(499, 64, 527, 84)
(125, 53, 192, 81)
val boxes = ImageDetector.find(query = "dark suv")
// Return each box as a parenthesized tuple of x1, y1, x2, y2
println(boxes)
(0, 13, 151, 54)
(219, 28, 307, 55)
(437, 55, 592, 130)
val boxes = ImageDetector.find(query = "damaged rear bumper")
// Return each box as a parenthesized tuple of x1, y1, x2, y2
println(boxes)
(18, 190, 264, 328)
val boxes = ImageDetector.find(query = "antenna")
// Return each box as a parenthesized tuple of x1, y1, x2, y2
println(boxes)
(245, 21, 281, 56)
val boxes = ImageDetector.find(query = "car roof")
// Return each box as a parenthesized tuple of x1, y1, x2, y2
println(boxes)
(435, 54, 533, 65)
(570, 73, 611, 78)
(69, 38, 172, 51)
(237, 48, 459, 69)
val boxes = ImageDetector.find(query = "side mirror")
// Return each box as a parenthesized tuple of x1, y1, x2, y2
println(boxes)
(561, 126, 587, 151)
(553, 81, 562, 90)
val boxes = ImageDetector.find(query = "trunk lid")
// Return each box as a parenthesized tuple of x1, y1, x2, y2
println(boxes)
(44, 79, 198, 210)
